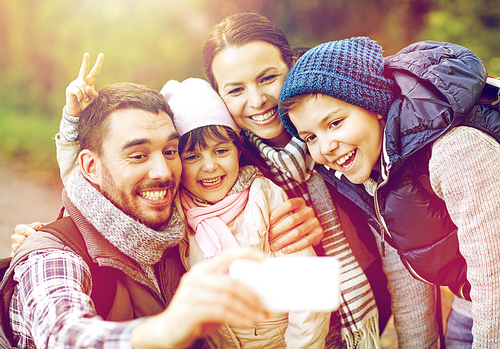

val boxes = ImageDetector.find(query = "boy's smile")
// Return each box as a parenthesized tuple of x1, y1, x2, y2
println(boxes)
(288, 94, 385, 184)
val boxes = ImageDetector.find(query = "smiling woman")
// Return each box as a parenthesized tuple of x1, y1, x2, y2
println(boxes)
(211, 41, 291, 147)
(200, 12, 396, 349)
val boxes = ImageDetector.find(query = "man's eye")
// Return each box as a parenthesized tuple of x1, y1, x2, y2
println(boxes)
(164, 150, 179, 158)
(131, 154, 146, 160)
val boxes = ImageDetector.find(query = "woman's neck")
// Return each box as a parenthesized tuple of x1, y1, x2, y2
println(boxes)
(261, 129, 292, 148)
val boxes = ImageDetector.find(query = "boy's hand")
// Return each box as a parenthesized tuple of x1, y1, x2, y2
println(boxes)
(66, 52, 104, 116)
(268, 197, 323, 253)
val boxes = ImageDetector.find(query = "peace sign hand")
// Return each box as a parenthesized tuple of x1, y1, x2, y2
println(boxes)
(65, 52, 104, 117)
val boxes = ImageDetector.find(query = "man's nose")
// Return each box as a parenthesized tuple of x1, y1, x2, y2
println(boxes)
(149, 154, 173, 180)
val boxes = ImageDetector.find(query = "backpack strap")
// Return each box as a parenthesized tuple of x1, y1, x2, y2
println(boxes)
(40, 217, 119, 318)
(0, 217, 119, 348)
(0, 257, 14, 348)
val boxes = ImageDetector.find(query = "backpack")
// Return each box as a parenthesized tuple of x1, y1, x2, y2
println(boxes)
(0, 217, 118, 348)
(478, 76, 500, 110)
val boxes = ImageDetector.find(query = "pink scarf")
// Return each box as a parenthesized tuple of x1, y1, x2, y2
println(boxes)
(180, 187, 249, 257)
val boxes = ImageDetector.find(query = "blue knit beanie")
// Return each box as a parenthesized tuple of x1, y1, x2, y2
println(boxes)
(279, 37, 394, 140)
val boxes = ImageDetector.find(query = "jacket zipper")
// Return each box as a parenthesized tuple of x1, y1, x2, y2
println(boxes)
(400, 257, 433, 285)
(156, 262, 168, 309)
(373, 164, 433, 284)
(373, 171, 392, 258)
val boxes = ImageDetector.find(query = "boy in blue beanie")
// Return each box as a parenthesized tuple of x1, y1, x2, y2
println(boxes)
(279, 37, 500, 348)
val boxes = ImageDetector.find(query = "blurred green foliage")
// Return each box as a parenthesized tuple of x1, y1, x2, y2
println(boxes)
(0, 0, 499, 175)
(0, 105, 59, 175)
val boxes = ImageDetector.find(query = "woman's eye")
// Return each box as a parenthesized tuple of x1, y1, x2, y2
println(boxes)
(228, 87, 243, 95)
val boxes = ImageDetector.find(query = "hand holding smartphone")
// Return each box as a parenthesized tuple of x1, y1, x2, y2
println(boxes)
(229, 256, 340, 312)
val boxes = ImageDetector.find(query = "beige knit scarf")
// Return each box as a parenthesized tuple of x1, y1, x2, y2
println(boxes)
(65, 171, 185, 290)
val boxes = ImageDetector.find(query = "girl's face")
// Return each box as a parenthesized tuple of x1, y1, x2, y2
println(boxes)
(180, 137, 240, 203)
(211, 41, 290, 146)
(288, 94, 385, 184)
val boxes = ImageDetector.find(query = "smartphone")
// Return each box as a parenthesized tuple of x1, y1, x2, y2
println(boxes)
(229, 256, 340, 312)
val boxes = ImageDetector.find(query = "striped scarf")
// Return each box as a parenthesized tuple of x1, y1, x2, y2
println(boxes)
(245, 131, 380, 348)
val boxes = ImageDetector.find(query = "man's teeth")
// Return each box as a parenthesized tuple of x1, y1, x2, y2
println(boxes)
(336, 150, 355, 166)
(140, 190, 167, 201)
(250, 108, 276, 122)
(201, 177, 222, 187)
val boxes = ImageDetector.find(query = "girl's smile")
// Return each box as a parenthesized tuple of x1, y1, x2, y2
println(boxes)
(180, 139, 240, 203)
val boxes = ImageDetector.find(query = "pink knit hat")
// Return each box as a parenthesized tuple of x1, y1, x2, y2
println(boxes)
(160, 78, 239, 136)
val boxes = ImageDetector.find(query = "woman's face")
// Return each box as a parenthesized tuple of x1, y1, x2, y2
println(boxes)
(212, 41, 290, 144)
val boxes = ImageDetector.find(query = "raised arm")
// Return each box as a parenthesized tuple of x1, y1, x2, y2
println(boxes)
(66, 52, 104, 116)
(57, 53, 103, 184)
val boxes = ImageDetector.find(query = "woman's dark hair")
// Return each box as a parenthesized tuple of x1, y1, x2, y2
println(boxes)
(203, 12, 295, 91)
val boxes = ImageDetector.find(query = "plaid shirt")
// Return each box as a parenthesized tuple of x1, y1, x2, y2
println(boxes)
(10, 249, 144, 349)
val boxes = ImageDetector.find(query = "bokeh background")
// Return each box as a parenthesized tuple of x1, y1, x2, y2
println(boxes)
(0, 1, 496, 347)
(1, 0, 500, 176)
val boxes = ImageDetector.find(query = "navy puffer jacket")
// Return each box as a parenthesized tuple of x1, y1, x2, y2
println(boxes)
(317, 41, 500, 299)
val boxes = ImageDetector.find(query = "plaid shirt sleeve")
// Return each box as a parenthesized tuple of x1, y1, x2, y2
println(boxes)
(10, 249, 146, 349)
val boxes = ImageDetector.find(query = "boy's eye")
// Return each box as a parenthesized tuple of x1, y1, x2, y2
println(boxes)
(329, 119, 342, 128)
(304, 134, 316, 143)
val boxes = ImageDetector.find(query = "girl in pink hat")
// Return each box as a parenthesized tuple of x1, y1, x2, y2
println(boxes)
(161, 77, 331, 348)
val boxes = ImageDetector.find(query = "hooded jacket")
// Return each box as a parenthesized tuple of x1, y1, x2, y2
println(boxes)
(316, 41, 500, 300)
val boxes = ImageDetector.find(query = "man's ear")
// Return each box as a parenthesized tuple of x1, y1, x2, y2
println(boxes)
(79, 149, 102, 188)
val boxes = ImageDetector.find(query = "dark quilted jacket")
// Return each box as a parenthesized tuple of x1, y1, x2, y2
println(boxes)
(317, 41, 500, 299)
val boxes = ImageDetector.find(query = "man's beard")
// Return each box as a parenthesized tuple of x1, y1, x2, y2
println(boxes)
(100, 164, 178, 231)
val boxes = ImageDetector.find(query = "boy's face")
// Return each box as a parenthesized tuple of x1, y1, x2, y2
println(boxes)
(288, 94, 385, 184)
